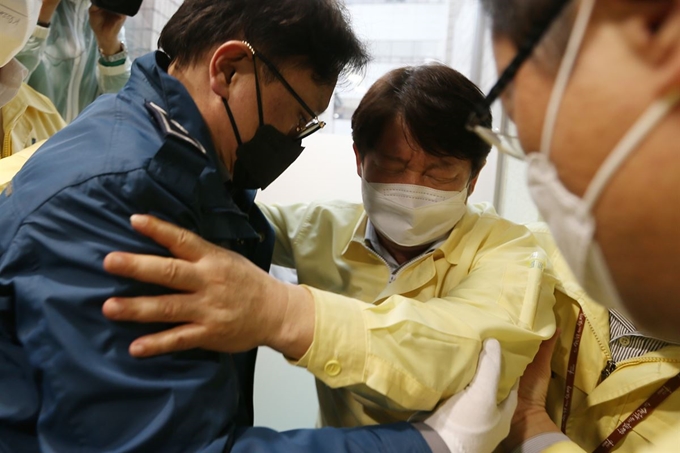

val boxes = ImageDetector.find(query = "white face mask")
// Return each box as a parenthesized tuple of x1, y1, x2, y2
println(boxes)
(526, 0, 680, 316)
(361, 177, 468, 248)
(0, 0, 41, 68)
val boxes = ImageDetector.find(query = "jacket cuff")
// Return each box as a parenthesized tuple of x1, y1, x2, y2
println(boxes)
(32, 25, 50, 40)
(98, 58, 131, 76)
(413, 423, 450, 453)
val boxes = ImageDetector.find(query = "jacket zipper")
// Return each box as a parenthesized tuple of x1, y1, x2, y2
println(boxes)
(2, 131, 12, 158)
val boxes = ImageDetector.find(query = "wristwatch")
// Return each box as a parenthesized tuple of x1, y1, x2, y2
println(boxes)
(99, 41, 128, 63)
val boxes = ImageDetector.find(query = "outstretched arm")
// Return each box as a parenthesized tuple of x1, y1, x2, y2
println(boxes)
(103, 214, 316, 359)
(104, 214, 555, 412)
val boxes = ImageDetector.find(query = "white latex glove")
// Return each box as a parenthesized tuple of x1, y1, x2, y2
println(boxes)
(423, 339, 518, 453)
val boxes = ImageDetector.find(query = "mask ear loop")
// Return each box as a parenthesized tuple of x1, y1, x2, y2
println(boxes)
(540, 0, 596, 156)
(252, 56, 265, 127)
(222, 98, 243, 146)
(582, 90, 680, 210)
(221, 42, 262, 147)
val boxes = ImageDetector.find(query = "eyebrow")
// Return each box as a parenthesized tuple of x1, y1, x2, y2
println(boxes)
(374, 151, 408, 163)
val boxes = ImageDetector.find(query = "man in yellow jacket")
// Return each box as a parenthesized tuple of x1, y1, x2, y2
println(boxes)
(1, 79, 65, 159)
(472, 0, 680, 451)
(258, 64, 557, 428)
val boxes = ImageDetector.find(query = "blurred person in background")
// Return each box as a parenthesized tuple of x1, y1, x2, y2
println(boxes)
(0, 0, 64, 161)
(15, 0, 131, 122)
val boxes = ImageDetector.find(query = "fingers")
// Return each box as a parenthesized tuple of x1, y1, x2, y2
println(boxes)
(104, 251, 201, 291)
(532, 328, 561, 370)
(129, 215, 211, 262)
(468, 338, 503, 393)
(128, 324, 207, 357)
(103, 293, 200, 324)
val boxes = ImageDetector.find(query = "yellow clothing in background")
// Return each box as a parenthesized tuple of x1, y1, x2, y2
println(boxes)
(530, 223, 680, 453)
(1, 83, 64, 159)
(0, 140, 42, 192)
(640, 427, 680, 453)
(260, 201, 556, 428)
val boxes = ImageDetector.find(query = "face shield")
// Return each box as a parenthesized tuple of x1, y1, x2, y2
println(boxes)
(0, 0, 41, 67)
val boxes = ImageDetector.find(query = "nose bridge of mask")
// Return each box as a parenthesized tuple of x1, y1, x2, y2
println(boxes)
(0, 0, 41, 67)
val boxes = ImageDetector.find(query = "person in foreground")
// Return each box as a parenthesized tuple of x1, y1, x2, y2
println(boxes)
(469, 0, 680, 451)
(0, 0, 516, 451)
(257, 64, 556, 428)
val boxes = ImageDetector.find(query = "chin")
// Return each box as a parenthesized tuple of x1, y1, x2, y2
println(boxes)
(625, 299, 680, 344)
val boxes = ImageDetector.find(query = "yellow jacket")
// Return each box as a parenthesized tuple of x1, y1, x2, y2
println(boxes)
(259, 200, 556, 427)
(529, 224, 680, 453)
(1, 83, 64, 159)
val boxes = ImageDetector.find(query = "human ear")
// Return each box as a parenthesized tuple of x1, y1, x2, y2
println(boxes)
(618, 0, 680, 95)
(208, 41, 254, 101)
(467, 160, 486, 198)
(649, 3, 680, 94)
(353, 143, 363, 178)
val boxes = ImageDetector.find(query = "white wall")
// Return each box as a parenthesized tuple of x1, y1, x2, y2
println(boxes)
(254, 134, 359, 430)
(258, 134, 360, 205)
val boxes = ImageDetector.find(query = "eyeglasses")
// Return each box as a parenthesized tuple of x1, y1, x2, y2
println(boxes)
(245, 42, 326, 140)
(466, 0, 572, 160)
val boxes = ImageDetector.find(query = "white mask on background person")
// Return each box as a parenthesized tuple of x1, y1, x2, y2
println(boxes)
(0, 0, 42, 68)
(526, 0, 680, 315)
(361, 177, 468, 248)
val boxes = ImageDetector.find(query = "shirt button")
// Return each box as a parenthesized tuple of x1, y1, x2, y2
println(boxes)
(324, 360, 342, 377)
(618, 337, 631, 347)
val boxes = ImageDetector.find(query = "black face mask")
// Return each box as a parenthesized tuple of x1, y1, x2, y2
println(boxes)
(91, 0, 143, 16)
(223, 57, 305, 190)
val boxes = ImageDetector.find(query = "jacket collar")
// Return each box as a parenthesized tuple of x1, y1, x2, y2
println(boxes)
(341, 207, 460, 265)
(129, 52, 230, 184)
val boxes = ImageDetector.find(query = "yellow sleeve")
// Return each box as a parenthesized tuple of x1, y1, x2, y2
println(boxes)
(257, 202, 310, 269)
(0, 140, 43, 192)
(301, 223, 557, 412)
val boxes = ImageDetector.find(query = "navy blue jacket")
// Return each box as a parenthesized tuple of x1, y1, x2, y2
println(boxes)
(0, 52, 430, 453)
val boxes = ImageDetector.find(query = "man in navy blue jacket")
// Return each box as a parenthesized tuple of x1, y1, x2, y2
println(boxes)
(0, 1, 513, 451)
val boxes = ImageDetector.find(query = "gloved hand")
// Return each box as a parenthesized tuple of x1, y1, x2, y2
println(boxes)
(423, 339, 518, 453)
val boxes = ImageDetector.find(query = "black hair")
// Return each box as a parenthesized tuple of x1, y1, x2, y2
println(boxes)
(158, 0, 369, 85)
(351, 64, 492, 178)
(480, 0, 575, 66)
